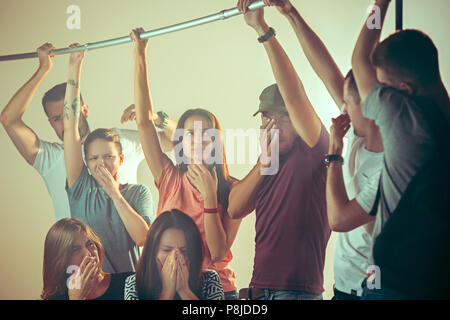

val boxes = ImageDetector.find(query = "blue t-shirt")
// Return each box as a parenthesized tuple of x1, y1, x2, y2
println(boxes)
(66, 165, 156, 273)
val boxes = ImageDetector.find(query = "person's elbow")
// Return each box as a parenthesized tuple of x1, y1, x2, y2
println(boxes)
(329, 217, 353, 233)
(210, 248, 228, 262)
(327, 209, 354, 233)
(227, 204, 240, 220)
(136, 234, 147, 247)
(0, 110, 14, 127)
(136, 226, 149, 247)
(228, 191, 253, 220)
(227, 203, 251, 220)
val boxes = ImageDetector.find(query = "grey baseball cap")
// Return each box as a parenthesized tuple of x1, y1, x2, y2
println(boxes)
(252, 83, 289, 117)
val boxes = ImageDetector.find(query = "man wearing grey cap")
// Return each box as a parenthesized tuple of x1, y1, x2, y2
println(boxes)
(228, 1, 331, 300)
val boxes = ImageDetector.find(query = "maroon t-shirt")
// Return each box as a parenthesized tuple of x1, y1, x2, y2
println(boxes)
(250, 125, 331, 294)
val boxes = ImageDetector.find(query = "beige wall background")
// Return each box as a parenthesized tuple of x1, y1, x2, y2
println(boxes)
(0, 0, 448, 300)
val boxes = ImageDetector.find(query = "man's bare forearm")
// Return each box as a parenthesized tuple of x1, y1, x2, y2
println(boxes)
(228, 162, 265, 219)
(326, 162, 350, 224)
(326, 162, 376, 232)
(352, 0, 391, 101)
(1, 67, 49, 126)
(284, 6, 344, 109)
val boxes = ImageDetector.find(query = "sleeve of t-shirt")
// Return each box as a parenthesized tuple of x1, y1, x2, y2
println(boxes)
(33, 139, 64, 177)
(124, 274, 139, 300)
(362, 83, 408, 133)
(154, 160, 178, 194)
(312, 123, 330, 155)
(65, 164, 92, 201)
(129, 184, 156, 225)
(200, 270, 224, 300)
(356, 170, 382, 214)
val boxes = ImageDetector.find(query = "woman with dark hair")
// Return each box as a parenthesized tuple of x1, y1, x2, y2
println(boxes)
(131, 28, 241, 299)
(61, 44, 156, 274)
(41, 218, 133, 300)
(124, 210, 224, 300)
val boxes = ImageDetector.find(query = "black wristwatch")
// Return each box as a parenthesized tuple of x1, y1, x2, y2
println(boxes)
(156, 111, 169, 130)
(324, 154, 344, 167)
(258, 27, 276, 43)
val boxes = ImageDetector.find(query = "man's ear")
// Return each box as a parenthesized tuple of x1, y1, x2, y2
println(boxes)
(81, 104, 89, 118)
(119, 153, 124, 165)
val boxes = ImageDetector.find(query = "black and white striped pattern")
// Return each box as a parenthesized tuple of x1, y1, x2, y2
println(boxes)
(123, 270, 224, 300)
(200, 270, 224, 300)
(124, 274, 139, 300)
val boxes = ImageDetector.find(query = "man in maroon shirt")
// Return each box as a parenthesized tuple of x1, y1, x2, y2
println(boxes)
(228, 1, 331, 300)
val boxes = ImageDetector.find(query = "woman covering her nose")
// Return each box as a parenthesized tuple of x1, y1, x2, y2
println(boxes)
(124, 210, 224, 300)
(41, 218, 134, 300)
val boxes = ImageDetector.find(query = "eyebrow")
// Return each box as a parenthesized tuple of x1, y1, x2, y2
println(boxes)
(185, 128, 212, 132)
(88, 153, 114, 157)
(161, 245, 187, 249)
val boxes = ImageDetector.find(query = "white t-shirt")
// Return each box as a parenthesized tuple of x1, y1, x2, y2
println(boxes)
(32, 128, 145, 221)
(333, 128, 383, 296)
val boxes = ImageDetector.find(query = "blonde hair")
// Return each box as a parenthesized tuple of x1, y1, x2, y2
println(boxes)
(40, 218, 105, 300)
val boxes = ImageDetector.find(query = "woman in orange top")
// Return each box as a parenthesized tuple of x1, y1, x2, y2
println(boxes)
(130, 28, 242, 299)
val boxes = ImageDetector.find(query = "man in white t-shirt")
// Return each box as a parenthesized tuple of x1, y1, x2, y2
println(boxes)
(262, 0, 383, 299)
(0, 43, 175, 221)
(326, 71, 383, 299)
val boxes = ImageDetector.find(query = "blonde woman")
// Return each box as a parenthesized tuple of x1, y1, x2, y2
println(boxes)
(41, 218, 133, 300)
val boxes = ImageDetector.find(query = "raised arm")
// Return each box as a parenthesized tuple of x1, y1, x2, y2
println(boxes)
(228, 163, 264, 219)
(0, 43, 55, 165)
(120, 104, 177, 153)
(326, 114, 375, 231)
(239, 0, 322, 148)
(351, 0, 391, 102)
(131, 28, 169, 183)
(266, 0, 344, 109)
(228, 118, 275, 219)
(63, 44, 85, 189)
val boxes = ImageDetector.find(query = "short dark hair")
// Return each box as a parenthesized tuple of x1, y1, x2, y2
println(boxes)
(83, 128, 122, 158)
(372, 29, 440, 89)
(135, 210, 204, 300)
(344, 69, 361, 105)
(42, 83, 85, 116)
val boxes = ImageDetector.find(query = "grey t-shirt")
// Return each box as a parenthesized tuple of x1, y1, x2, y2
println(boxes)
(66, 165, 156, 273)
(33, 128, 145, 221)
(362, 83, 436, 244)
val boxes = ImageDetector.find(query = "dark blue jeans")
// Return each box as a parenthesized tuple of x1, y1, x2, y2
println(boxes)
(224, 290, 238, 300)
(361, 282, 409, 300)
(255, 289, 323, 300)
(332, 286, 360, 301)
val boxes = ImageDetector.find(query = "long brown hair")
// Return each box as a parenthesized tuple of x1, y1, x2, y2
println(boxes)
(135, 210, 203, 300)
(174, 108, 232, 211)
(40, 218, 105, 300)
